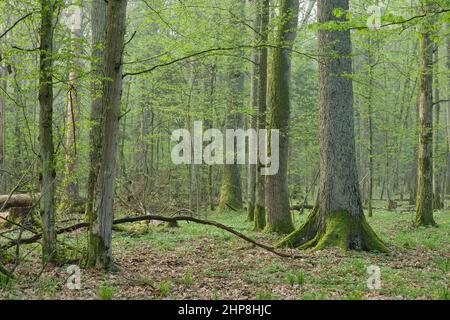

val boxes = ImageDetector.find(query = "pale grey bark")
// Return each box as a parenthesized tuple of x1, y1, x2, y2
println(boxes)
(88, 0, 128, 269)
(64, 2, 83, 202)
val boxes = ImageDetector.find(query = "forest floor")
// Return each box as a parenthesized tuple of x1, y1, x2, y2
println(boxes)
(0, 205, 449, 300)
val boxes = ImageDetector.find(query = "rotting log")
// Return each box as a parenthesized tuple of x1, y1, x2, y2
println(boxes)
(0, 194, 38, 210)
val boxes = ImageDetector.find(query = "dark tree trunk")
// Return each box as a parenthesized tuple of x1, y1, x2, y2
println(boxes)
(38, 0, 58, 262)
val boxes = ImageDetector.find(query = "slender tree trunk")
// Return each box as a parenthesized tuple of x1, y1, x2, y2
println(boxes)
(87, 0, 128, 270)
(433, 44, 443, 210)
(415, 2, 436, 226)
(218, 2, 245, 213)
(64, 3, 82, 203)
(85, 0, 107, 222)
(367, 37, 374, 218)
(445, 24, 450, 199)
(247, 0, 261, 222)
(39, 0, 59, 262)
(264, 0, 298, 234)
(0, 49, 6, 194)
(254, 0, 270, 230)
(278, 0, 387, 252)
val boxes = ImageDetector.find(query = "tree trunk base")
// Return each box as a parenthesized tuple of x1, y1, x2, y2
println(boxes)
(253, 204, 265, 231)
(277, 209, 389, 253)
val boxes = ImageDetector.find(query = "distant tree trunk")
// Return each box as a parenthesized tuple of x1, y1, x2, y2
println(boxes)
(0, 49, 6, 194)
(254, 0, 269, 230)
(264, 0, 298, 234)
(433, 44, 443, 210)
(85, 0, 107, 222)
(445, 24, 450, 199)
(278, 0, 387, 252)
(87, 0, 128, 270)
(218, 2, 245, 213)
(415, 2, 436, 227)
(64, 3, 82, 203)
(367, 37, 374, 218)
(39, 0, 58, 262)
(247, 0, 261, 222)
(217, 70, 244, 212)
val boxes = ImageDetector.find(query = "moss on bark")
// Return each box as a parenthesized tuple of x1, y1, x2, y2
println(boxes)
(253, 204, 266, 231)
(277, 210, 389, 253)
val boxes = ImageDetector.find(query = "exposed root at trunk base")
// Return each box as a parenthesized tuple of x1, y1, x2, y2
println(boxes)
(277, 210, 389, 253)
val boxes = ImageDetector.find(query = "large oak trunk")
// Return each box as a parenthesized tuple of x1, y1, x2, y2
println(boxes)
(278, 0, 387, 252)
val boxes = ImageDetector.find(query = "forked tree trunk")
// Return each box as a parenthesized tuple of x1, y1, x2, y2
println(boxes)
(254, 0, 269, 230)
(278, 0, 387, 252)
(39, 0, 58, 262)
(415, 2, 436, 227)
(264, 0, 298, 234)
(85, 0, 107, 223)
(87, 0, 128, 270)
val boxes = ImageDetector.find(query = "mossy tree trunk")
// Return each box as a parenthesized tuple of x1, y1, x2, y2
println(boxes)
(415, 2, 436, 227)
(38, 0, 59, 263)
(254, 0, 270, 230)
(264, 0, 298, 234)
(85, 0, 107, 223)
(87, 0, 128, 270)
(278, 0, 388, 252)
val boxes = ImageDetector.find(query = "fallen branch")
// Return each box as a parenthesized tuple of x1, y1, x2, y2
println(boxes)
(1, 215, 305, 259)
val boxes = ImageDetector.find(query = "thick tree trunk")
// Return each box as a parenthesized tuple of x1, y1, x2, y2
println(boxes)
(278, 0, 387, 252)
(85, 0, 107, 222)
(64, 3, 82, 203)
(254, 0, 269, 230)
(415, 3, 436, 227)
(38, 0, 58, 262)
(87, 0, 128, 270)
(264, 0, 298, 234)
(0, 50, 5, 194)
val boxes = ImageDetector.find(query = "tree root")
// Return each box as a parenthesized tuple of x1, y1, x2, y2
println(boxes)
(278, 210, 389, 253)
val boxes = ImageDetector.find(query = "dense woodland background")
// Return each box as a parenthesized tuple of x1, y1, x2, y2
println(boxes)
(0, 0, 448, 300)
